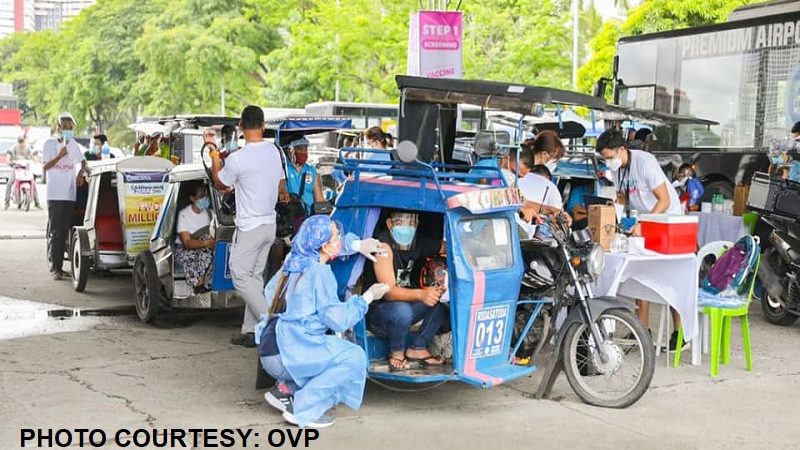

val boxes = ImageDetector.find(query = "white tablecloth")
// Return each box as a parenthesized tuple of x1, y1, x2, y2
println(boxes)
(694, 212, 747, 249)
(592, 252, 699, 339)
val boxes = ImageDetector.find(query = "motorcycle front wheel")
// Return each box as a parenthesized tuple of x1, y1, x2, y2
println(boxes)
(561, 308, 655, 408)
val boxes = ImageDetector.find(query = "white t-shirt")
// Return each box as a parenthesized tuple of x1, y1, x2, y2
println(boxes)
(217, 141, 285, 231)
(42, 138, 85, 202)
(518, 173, 563, 210)
(176, 205, 211, 244)
(612, 149, 682, 215)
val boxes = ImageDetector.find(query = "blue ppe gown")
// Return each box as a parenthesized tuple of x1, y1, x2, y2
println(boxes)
(265, 261, 369, 427)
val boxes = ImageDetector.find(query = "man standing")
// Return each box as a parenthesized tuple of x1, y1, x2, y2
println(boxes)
(285, 136, 324, 215)
(5, 136, 41, 210)
(595, 128, 684, 350)
(43, 113, 88, 280)
(211, 105, 289, 347)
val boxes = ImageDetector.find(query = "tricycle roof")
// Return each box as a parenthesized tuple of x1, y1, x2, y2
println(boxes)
(86, 156, 174, 176)
(335, 158, 522, 215)
(168, 163, 206, 182)
(157, 115, 240, 129)
(396, 75, 607, 114)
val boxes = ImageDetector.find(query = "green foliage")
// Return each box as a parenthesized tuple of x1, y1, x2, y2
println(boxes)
(4, 0, 755, 143)
(578, 0, 764, 95)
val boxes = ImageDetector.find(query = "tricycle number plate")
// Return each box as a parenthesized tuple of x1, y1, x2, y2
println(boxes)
(470, 305, 509, 359)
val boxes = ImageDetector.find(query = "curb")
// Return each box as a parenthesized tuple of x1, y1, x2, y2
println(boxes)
(0, 234, 46, 240)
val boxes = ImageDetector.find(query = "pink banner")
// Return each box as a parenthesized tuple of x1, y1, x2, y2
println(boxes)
(408, 11, 463, 79)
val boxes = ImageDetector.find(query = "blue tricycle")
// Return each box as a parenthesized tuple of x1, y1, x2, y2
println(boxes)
(258, 76, 656, 408)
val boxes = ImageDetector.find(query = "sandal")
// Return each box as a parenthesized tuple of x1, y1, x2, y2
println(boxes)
(388, 356, 410, 372)
(406, 355, 444, 367)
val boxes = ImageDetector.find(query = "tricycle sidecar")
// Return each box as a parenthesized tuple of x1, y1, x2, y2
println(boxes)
(69, 156, 174, 292)
(133, 163, 243, 323)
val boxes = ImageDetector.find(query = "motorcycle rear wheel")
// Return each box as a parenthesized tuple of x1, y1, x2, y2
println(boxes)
(562, 308, 655, 408)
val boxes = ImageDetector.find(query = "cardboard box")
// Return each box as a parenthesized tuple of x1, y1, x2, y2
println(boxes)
(588, 205, 616, 251)
(734, 184, 750, 216)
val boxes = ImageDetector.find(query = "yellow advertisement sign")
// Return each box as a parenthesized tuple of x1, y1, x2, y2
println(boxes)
(122, 172, 167, 255)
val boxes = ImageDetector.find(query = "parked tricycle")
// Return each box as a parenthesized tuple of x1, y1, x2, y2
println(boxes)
(69, 156, 174, 292)
(320, 76, 656, 407)
(132, 116, 243, 323)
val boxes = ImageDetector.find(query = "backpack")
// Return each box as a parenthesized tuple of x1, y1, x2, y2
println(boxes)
(701, 236, 759, 295)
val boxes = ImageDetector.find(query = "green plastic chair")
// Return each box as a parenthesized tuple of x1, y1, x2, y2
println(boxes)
(674, 244, 761, 377)
(742, 212, 759, 234)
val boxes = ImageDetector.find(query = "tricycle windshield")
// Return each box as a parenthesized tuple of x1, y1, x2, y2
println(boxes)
(456, 216, 513, 272)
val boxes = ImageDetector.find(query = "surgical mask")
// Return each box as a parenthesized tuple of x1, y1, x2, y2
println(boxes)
(90, 144, 98, 154)
(226, 140, 237, 152)
(771, 155, 784, 165)
(61, 130, 74, 141)
(605, 157, 622, 171)
(294, 152, 308, 166)
(545, 160, 558, 173)
(391, 225, 417, 248)
(195, 197, 210, 211)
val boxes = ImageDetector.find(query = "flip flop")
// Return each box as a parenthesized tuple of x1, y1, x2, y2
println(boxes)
(388, 357, 410, 372)
(406, 355, 444, 367)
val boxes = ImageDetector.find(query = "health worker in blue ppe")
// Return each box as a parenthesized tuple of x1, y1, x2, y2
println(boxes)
(285, 137, 325, 215)
(364, 211, 449, 372)
(256, 215, 389, 428)
(174, 183, 216, 293)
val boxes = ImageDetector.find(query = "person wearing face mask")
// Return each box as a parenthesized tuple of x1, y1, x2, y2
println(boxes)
(42, 113, 89, 280)
(5, 135, 40, 210)
(596, 128, 682, 216)
(255, 215, 388, 428)
(285, 137, 325, 215)
(85, 134, 113, 161)
(517, 139, 571, 225)
(364, 211, 448, 371)
(596, 128, 685, 350)
(672, 164, 704, 212)
(174, 183, 216, 294)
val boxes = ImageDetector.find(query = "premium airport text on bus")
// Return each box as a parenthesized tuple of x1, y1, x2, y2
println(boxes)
(609, 0, 800, 198)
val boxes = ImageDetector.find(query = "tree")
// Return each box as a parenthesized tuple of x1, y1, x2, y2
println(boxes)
(578, 0, 764, 96)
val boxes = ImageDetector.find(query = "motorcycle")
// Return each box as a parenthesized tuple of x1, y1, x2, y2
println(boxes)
(755, 212, 800, 326)
(515, 217, 656, 407)
(12, 159, 36, 212)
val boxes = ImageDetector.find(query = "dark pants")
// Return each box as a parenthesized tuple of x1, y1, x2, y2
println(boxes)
(368, 301, 449, 353)
(48, 200, 74, 273)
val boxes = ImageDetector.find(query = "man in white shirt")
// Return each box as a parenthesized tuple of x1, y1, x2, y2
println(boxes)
(42, 113, 88, 280)
(211, 105, 289, 347)
(596, 128, 682, 216)
(596, 128, 685, 351)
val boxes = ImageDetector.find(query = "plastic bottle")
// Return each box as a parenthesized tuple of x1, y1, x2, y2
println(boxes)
(711, 192, 724, 213)
(101, 143, 110, 160)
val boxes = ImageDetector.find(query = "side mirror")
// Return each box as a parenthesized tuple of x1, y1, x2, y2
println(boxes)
(396, 140, 419, 164)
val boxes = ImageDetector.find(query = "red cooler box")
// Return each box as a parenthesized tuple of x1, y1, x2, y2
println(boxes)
(638, 214, 698, 254)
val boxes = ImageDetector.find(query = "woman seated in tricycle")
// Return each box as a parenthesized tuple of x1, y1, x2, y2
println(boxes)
(174, 183, 216, 293)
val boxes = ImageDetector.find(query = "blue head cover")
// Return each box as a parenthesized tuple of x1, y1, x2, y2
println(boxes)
(284, 215, 333, 274)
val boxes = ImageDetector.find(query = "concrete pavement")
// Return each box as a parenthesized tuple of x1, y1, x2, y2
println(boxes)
(2, 201, 800, 449)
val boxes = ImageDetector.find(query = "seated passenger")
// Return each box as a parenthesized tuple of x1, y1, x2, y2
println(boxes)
(175, 184, 215, 293)
(365, 211, 449, 371)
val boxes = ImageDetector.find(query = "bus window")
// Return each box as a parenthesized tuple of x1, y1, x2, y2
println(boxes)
(676, 53, 759, 150)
